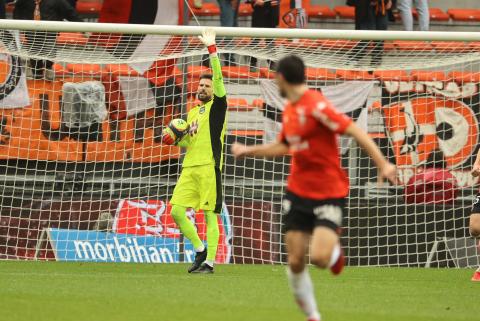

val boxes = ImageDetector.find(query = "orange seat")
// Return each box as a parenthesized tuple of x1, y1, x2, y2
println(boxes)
(317, 39, 358, 50)
(430, 41, 470, 53)
(282, 39, 318, 49)
(336, 70, 375, 81)
(251, 98, 264, 109)
(306, 5, 337, 19)
(259, 67, 275, 79)
(373, 70, 411, 82)
(334, 6, 355, 20)
(305, 68, 336, 81)
(383, 41, 397, 52)
(392, 40, 433, 51)
(412, 8, 449, 21)
(235, 37, 253, 47)
(53, 63, 68, 77)
(222, 66, 260, 79)
(238, 3, 253, 16)
(448, 71, 480, 83)
(227, 98, 251, 111)
(87, 33, 123, 48)
(411, 71, 446, 82)
(57, 32, 88, 46)
(104, 64, 140, 77)
(192, 3, 220, 16)
(447, 9, 480, 22)
(187, 65, 211, 79)
(469, 42, 480, 50)
(67, 63, 102, 75)
(370, 101, 383, 111)
(76, 1, 102, 15)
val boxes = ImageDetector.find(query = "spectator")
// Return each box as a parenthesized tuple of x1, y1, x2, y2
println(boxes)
(397, 0, 429, 31)
(217, 0, 239, 65)
(13, 0, 82, 80)
(350, 0, 392, 68)
(247, 0, 279, 70)
(404, 150, 457, 204)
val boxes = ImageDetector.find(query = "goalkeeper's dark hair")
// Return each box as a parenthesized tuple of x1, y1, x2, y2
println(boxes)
(276, 55, 305, 84)
(199, 73, 213, 81)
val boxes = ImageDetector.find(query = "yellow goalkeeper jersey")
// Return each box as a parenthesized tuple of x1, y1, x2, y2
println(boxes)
(180, 55, 228, 170)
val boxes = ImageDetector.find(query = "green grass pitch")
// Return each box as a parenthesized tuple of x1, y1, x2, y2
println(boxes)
(0, 261, 478, 321)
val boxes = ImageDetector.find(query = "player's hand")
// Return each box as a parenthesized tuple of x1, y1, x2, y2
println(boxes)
(198, 28, 216, 47)
(254, 0, 265, 6)
(161, 131, 175, 145)
(231, 142, 248, 158)
(379, 162, 397, 185)
(472, 164, 480, 177)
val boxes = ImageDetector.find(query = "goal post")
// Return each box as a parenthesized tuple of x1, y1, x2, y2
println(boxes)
(0, 20, 479, 267)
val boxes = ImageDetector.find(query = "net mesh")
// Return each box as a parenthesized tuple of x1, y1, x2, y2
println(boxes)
(0, 25, 479, 267)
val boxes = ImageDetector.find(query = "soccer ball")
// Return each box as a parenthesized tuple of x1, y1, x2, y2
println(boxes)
(163, 118, 189, 142)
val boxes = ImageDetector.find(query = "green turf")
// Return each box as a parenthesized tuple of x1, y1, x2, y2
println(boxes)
(0, 262, 478, 321)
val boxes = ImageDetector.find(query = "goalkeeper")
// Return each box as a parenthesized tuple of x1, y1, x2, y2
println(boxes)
(162, 29, 227, 274)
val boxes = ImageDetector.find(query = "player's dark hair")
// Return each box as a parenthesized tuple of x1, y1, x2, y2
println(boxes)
(199, 73, 213, 81)
(276, 55, 305, 84)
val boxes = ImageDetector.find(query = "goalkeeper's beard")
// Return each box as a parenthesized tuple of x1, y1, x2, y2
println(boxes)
(198, 91, 212, 103)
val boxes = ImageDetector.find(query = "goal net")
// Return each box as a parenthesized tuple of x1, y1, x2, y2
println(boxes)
(0, 20, 479, 267)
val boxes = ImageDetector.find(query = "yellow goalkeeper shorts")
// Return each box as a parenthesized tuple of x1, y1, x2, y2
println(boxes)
(170, 164, 222, 212)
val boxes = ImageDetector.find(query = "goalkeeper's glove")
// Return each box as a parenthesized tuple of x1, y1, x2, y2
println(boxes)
(161, 130, 176, 145)
(198, 28, 217, 54)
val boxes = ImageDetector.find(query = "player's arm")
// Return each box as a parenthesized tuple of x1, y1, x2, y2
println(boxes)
(344, 122, 396, 184)
(471, 149, 480, 177)
(231, 140, 289, 158)
(198, 28, 226, 98)
(313, 99, 396, 184)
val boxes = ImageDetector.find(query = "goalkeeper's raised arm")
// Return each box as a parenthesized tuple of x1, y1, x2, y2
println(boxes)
(199, 28, 226, 99)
